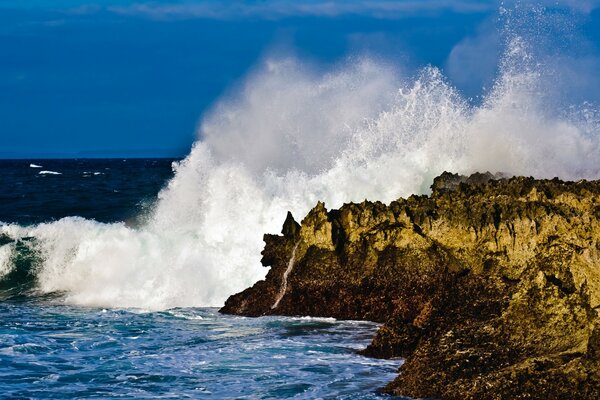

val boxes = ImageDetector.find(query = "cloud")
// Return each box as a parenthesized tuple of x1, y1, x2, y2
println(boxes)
(505, 0, 600, 14)
(6, 1, 600, 19)
(103, 1, 494, 21)
(445, 18, 500, 96)
(66, 4, 103, 15)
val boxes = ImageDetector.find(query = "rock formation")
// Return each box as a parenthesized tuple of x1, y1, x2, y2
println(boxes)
(221, 172, 600, 399)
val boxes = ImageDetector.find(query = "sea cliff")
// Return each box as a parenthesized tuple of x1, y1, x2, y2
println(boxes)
(221, 172, 600, 399)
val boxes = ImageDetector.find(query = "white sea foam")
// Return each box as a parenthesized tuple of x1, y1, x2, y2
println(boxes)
(39, 170, 62, 175)
(0, 244, 14, 278)
(1, 32, 599, 309)
(29, 164, 43, 168)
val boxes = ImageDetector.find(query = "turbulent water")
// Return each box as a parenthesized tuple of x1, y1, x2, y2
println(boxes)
(1, 300, 399, 398)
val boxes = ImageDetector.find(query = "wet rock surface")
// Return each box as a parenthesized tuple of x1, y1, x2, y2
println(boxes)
(221, 172, 600, 399)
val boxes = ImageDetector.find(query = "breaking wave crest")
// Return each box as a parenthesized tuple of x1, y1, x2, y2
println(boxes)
(1, 33, 599, 309)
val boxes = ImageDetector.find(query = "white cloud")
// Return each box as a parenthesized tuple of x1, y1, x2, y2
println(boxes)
(103, 1, 494, 21)
(504, 0, 600, 14)
(445, 19, 500, 95)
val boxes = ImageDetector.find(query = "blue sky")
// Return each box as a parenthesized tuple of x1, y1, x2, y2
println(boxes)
(1, 0, 600, 158)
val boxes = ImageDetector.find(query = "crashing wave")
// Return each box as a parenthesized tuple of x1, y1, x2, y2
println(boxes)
(1, 14, 599, 309)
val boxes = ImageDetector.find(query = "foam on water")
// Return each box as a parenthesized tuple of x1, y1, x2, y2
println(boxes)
(38, 170, 62, 175)
(0, 303, 399, 398)
(1, 27, 599, 309)
(0, 244, 14, 278)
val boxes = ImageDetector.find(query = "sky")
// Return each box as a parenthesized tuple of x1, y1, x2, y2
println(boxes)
(1, 0, 600, 158)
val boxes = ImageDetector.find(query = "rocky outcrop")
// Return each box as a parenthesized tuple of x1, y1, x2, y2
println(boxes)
(221, 172, 600, 399)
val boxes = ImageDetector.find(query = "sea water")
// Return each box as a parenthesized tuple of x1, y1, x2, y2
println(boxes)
(0, 301, 400, 398)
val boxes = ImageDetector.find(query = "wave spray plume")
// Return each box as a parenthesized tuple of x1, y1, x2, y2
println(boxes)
(1, 29, 599, 309)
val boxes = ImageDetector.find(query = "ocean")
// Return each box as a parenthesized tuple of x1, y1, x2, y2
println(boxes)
(0, 159, 401, 399)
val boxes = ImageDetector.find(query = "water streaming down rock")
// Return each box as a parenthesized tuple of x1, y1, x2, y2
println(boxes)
(0, 32, 600, 309)
(271, 241, 300, 310)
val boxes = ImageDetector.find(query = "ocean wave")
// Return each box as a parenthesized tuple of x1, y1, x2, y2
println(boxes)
(38, 170, 62, 175)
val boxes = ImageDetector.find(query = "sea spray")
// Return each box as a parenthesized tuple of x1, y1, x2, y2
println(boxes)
(0, 244, 14, 279)
(1, 30, 600, 309)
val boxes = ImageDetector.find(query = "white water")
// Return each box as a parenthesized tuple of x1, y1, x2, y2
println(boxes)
(1, 34, 600, 309)
(0, 244, 14, 279)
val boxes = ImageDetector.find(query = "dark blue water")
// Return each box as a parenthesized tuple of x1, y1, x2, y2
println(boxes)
(0, 159, 403, 399)
(0, 159, 177, 225)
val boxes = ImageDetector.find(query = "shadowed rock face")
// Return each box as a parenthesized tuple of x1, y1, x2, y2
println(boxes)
(221, 172, 600, 400)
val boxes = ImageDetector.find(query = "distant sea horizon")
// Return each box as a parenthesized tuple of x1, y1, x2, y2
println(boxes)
(0, 149, 189, 160)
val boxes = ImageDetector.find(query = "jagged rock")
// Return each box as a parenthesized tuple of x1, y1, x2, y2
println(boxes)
(430, 171, 506, 193)
(281, 211, 301, 239)
(220, 172, 600, 399)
